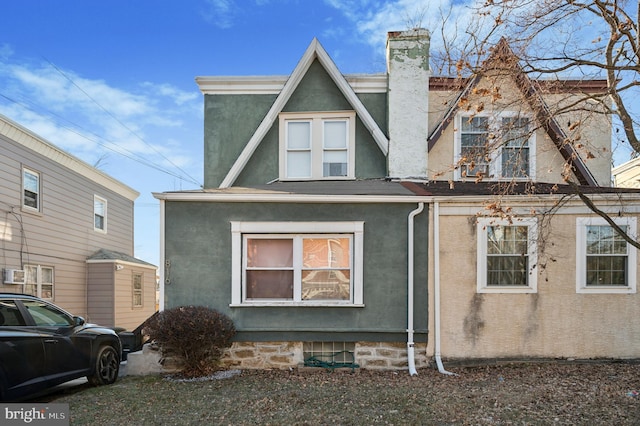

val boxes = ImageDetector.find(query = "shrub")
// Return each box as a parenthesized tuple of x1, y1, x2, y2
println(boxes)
(143, 306, 236, 377)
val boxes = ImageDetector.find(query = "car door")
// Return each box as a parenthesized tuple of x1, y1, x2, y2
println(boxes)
(19, 299, 91, 383)
(0, 299, 47, 400)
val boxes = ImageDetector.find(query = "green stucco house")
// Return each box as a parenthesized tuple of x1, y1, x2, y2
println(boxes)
(154, 30, 640, 373)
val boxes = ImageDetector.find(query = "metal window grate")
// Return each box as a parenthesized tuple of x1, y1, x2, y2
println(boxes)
(303, 342, 359, 371)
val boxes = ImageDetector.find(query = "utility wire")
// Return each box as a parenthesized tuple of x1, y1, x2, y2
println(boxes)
(0, 92, 195, 183)
(43, 57, 202, 187)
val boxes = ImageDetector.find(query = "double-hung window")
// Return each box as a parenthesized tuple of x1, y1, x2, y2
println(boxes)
(132, 272, 144, 308)
(477, 217, 538, 293)
(576, 217, 637, 294)
(94, 195, 107, 232)
(456, 114, 534, 180)
(279, 111, 356, 180)
(24, 265, 54, 299)
(22, 168, 41, 211)
(231, 221, 364, 306)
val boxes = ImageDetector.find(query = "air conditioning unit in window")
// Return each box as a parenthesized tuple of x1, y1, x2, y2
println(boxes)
(3, 269, 25, 285)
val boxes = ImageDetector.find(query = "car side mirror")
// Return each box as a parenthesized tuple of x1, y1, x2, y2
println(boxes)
(74, 316, 86, 326)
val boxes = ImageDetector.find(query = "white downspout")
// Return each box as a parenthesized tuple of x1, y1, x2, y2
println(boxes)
(434, 201, 456, 375)
(407, 202, 424, 376)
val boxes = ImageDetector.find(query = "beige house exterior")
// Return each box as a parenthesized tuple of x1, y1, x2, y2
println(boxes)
(0, 114, 156, 330)
(427, 194, 640, 363)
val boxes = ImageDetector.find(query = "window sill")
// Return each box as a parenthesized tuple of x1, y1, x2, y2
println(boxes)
(577, 286, 636, 294)
(478, 286, 537, 294)
(230, 303, 365, 308)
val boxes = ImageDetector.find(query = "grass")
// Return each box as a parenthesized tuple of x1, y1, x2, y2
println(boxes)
(49, 362, 640, 425)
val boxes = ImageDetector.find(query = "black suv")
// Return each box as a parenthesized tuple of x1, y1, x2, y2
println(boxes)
(0, 293, 121, 401)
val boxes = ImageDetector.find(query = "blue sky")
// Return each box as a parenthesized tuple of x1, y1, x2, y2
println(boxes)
(0, 0, 632, 266)
(2, 0, 465, 266)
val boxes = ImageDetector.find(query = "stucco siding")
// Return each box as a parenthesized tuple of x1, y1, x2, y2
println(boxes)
(164, 200, 429, 342)
(435, 208, 640, 360)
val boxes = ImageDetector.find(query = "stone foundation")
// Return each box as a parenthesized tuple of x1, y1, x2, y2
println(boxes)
(220, 341, 430, 371)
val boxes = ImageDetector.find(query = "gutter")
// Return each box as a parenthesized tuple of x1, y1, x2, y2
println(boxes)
(407, 202, 424, 376)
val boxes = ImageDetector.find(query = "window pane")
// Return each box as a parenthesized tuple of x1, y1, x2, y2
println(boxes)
(486, 225, 529, 286)
(247, 239, 293, 267)
(324, 121, 347, 149)
(287, 151, 311, 178)
(303, 238, 350, 268)
(246, 270, 293, 299)
(24, 171, 39, 209)
(302, 270, 351, 300)
(323, 151, 347, 177)
(287, 121, 311, 149)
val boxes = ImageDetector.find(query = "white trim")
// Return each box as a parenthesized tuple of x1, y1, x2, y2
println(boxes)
(22, 166, 41, 212)
(576, 217, 637, 294)
(454, 112, 536, 181)
(230, 221, 364, 306)
(279, 111, 356, 180)
(93, 195, 108, 233)
(476, 216, 538, 293)
(219, 39, 388, 188)
(1, 114, 138, 201)
(195, 74, 388, 95)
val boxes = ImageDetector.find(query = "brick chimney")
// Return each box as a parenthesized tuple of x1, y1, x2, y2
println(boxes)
(386, 29, 430, 179)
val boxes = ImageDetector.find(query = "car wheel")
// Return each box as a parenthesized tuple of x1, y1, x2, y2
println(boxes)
(87, 345, 120, 386)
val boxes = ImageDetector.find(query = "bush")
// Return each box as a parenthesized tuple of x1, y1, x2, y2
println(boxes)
(143, 306, 236, 377)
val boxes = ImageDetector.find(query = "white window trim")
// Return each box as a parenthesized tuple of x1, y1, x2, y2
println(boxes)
(576, 217, 637, 294)
(279, 111, 356, 180)
(24, 264, 54, 300)
(22, 167, 41, 212)
(476, 217, 538, 293)
(94, 195, 107, 233)
(231, 221, 364, 306)
(454, 112, 536, 181)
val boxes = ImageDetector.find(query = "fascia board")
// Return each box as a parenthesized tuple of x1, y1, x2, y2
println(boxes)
(196, 74, 387, 95)
(153, 191, 429, 204)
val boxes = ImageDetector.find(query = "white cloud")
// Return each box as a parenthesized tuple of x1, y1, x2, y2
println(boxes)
(0, 57, 203, 185)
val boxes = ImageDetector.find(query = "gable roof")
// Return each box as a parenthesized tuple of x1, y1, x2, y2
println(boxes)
(427, 38, 599, 186)
(219, 38, 389, 188)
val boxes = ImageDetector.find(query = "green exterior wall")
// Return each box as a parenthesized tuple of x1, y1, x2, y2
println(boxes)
(164, 201, 429, 343)
(203, 59, 388, 188)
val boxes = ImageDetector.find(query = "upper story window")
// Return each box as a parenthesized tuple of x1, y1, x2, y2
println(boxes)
(279, 111, 356, 180)
(476, 217, 538, 293)
(22, 168, 41, 211)
(94, 195, 107, 232)
(576, 217, 637, 294)
(455, 113, 535, 181)
(231, 221, 364, 306)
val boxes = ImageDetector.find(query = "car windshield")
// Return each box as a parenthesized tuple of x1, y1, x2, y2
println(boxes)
(22, 300, 74, 327)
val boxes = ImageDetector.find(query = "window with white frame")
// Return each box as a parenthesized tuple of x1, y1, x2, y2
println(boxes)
(576, 217, 637, 294)
(132, 272, 143, 308)
(279, 111, 356, 180)
(24, 265, 54, 299)
(231, 221, 364, 306)
(476, 217, 538, 293)
(456, 114, 534, 180)
(23, 168, 41, 211)
(94, 195, 107, 232)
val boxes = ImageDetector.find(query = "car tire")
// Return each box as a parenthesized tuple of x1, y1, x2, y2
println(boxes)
(87, 345, 120, 386)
